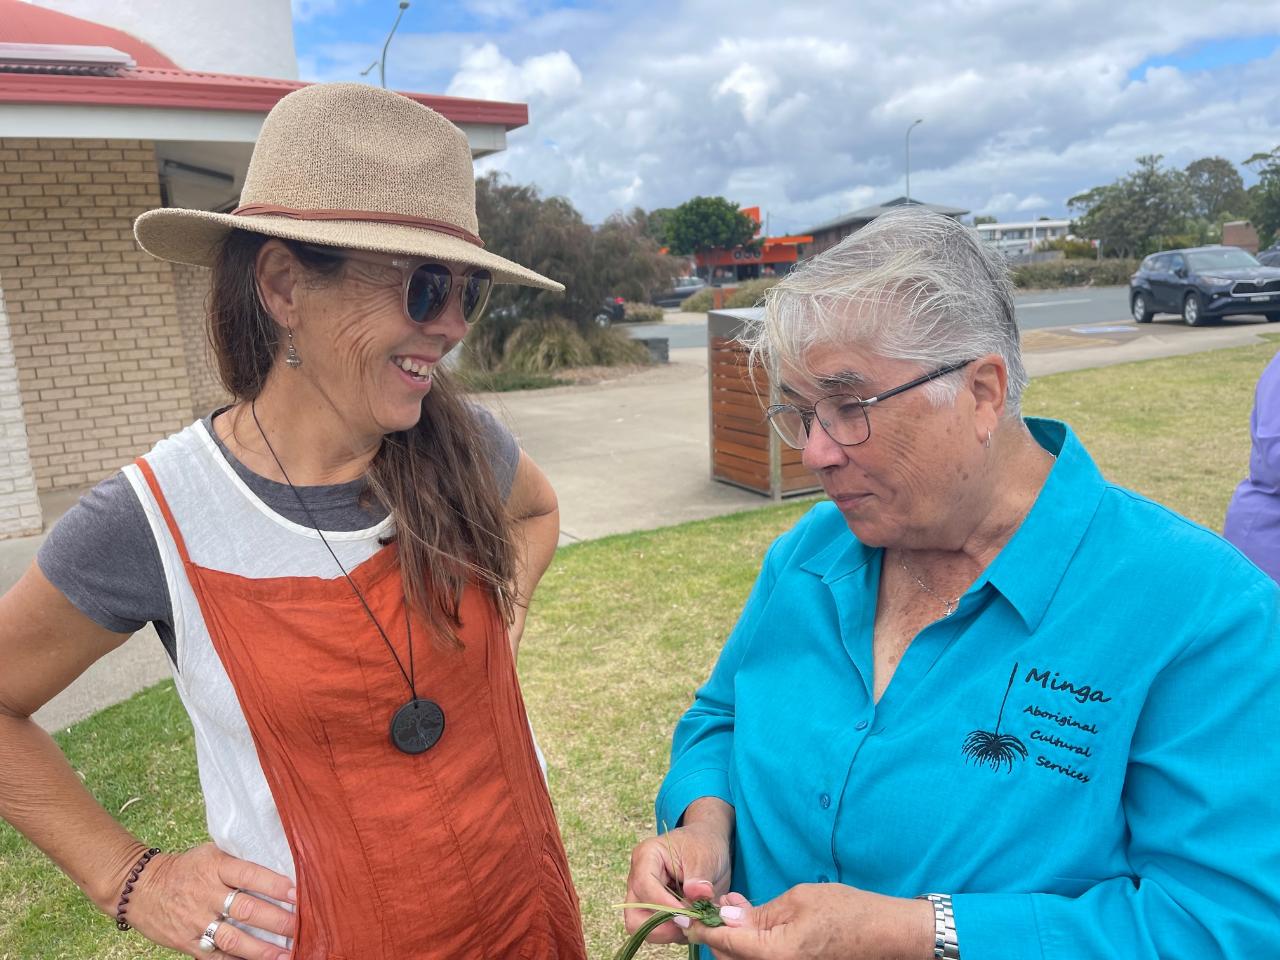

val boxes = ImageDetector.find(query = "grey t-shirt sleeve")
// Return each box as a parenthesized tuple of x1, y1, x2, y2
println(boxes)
(471, 403, 521, 500)
(36, 470, 171, 638)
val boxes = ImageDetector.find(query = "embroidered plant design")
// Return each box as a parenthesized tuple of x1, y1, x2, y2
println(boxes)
(961, 661, 1028, 772)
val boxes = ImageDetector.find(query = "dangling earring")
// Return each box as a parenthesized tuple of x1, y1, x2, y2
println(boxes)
(984, 429, 992, 449)
(285, 328, 302, 369)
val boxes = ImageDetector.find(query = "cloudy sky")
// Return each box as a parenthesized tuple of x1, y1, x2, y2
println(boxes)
(293, 0, 1280, 232)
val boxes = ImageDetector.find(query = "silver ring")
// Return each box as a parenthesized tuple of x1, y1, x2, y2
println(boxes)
(198, 919, 221, 952)
(219, 889, 240, 920)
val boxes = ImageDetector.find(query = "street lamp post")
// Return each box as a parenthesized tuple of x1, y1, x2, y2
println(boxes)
(361, 1, 411, 88)
(380, 1, 411, 89)
(905, 118, 923, 202)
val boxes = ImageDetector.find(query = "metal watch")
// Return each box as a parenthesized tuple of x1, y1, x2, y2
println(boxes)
(916, 893, 960, 959)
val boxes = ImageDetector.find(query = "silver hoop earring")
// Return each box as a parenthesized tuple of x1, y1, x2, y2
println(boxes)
(285, 328, 302, 369)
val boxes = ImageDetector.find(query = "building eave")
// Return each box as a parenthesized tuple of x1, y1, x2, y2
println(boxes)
(0, 69, 529, 129)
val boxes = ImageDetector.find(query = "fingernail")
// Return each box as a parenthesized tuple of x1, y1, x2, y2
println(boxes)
(286, 887, 297, 902)
(673, 915, 691, 929)
(720, 905, 744, 921)
(687, 878, 710, 886)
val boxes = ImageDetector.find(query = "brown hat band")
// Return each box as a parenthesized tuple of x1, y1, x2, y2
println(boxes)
(230, 204, 484, 248)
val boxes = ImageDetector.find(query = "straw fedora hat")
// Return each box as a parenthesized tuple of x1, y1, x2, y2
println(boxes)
(135, 82, 562, 291)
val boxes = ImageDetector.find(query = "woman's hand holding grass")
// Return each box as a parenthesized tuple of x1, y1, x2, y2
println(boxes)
(623, 797, 734, 945)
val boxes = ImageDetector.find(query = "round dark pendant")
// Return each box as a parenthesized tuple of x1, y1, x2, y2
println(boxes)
(390, 698, 445, 755)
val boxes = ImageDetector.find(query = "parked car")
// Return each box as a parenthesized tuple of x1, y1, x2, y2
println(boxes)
(593, 296, 625, 327)
(652, 276, 707, 308)
(1129, 246, 1280, 326)
(1258, 245, 1280, 268)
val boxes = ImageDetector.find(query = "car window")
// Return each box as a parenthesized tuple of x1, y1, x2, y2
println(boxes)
(1185, 248, 1262, 271)
(1148, 254, 1168, 272)
(1167, 254, 1185, 272)
(1141, 255, 1159, 271)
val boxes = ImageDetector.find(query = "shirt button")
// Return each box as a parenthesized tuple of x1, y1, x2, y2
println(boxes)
(819, 793, 831, 809)
(854, 719, 869, 731)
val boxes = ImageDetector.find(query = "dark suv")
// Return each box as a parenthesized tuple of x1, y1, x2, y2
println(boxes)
(1130, 246, 1280, 325)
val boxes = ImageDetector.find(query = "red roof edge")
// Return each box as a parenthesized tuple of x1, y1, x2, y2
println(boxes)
(0, 68, 529, 129)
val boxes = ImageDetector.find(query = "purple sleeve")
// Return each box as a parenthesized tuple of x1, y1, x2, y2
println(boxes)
(1248, 353, 1280, 488)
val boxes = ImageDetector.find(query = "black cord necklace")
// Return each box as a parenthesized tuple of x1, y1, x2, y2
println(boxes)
(250, 401, 445, 755)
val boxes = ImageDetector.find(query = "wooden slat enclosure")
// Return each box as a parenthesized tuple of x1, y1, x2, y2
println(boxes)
(707, 310, 821, 499)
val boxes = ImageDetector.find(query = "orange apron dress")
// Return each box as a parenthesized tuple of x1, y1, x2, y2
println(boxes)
(126, 424, 585, 959)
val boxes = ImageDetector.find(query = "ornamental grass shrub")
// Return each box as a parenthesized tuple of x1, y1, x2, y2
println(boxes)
(679, 288, 713, 312)
(584, 324, 651, 366)
(497, 317, 650, 374)
(502, 317, 592, 373)
(679, 276, 783, 313)
(621, 302, 664, 324)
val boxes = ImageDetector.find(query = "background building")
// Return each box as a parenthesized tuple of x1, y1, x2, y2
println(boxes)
(0, 0, 527, 537)
(801, 196, 969, 258)
(974, 218, 1073, 258)
(696, 206, 811, 284)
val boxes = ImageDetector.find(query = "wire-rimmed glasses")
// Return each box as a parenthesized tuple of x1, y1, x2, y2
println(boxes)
(765, 359, 976, 450)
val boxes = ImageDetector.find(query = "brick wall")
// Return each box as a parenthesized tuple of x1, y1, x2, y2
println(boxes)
(0, 138, 193, 492)
(0, 283, 43, 537)
(1223, 221, 1259, 254)
(172, 261, 229, 418)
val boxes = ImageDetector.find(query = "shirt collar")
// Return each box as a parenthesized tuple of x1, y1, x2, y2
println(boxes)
(796, 418, 1107, 629)
(980, 417, 1107, 631)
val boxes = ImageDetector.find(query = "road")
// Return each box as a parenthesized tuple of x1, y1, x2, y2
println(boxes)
(625, 286, 1166, 348)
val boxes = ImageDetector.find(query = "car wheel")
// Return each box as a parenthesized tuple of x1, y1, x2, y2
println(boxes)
(1130, 291, 1154, 323)
(593, 312, 611, 328)
(1183, 291, 1207, 327)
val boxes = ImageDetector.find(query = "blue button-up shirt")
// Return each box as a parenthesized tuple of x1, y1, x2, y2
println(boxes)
(657, 418, 1280, 959)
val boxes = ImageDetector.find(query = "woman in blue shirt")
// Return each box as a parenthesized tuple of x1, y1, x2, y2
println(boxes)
(625, 209, 1280, 960)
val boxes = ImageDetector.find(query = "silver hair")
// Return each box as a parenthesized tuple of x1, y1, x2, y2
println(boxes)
(747, 207, 1028, 414)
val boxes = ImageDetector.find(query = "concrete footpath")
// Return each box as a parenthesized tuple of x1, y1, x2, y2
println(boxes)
(17, 316, 1278, 732)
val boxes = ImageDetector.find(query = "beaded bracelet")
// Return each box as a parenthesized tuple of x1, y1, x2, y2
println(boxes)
(114, 847, 161, 932)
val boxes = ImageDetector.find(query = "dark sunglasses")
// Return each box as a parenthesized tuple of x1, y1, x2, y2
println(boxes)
(305, 245, 494, 326)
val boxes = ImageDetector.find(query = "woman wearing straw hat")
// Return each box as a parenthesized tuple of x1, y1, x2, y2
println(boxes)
(0, 84, 587, 959)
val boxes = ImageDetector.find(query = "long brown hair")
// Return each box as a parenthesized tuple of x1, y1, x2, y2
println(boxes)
(207, 229, 516, 646)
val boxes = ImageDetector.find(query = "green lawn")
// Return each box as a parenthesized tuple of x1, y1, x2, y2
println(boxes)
(2, 338, 1276, 959)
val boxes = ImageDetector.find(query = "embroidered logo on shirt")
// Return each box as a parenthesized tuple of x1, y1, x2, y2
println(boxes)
(960, 662, 1029, 772)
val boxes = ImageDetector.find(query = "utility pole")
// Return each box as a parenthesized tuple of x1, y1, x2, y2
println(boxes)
(361, 1, 411, 88)
(905, 118, 923, 202)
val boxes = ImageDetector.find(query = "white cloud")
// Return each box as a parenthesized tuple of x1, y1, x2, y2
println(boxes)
(715, 64, 774, 125)
(446, 43, 581, 103)
(461, 0, 525, 19)
(291, 0, 343, 23)
(299, 0, 1280, 228)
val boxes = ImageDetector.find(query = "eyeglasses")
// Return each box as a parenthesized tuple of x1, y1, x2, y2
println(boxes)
(765, 359, 976, 450)
(306, 245, 494, 326)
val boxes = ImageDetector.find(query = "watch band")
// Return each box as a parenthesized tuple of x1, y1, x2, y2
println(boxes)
(917, 893, 960, 959)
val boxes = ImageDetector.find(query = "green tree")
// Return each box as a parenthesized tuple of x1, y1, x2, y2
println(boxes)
(972, 215, 997, 226)
(1244, 147, 1280, 248)
(637, 206, 676, 247)
(469, 173, 678, 367)
(665, 196, 758, 261)
(1068, 155, 1192, 257)
(1184, 157, 1248, 222)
